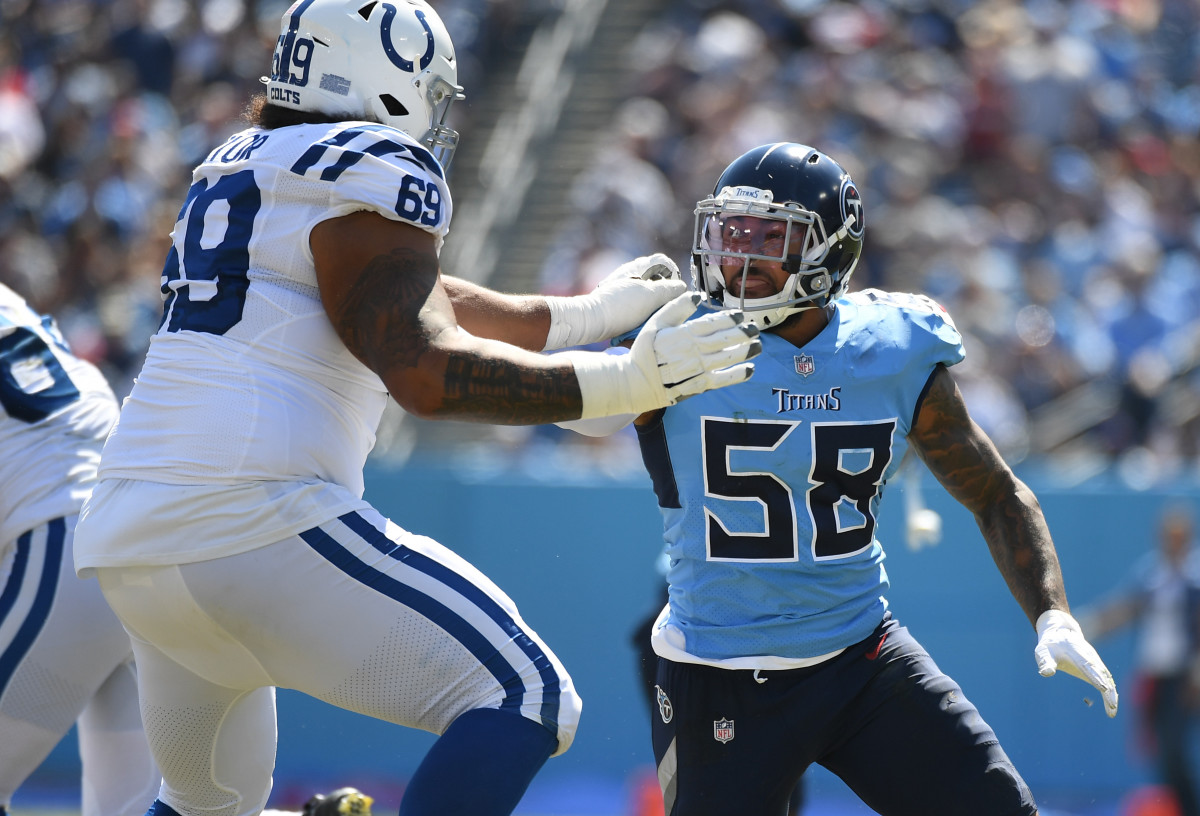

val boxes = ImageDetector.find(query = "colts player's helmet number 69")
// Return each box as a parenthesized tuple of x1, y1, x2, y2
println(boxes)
(692, 143, 865, 328)
(265, 0, 465, 169)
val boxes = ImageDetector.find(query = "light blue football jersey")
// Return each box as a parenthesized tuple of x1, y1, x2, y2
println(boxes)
(637, 289, 965, 661)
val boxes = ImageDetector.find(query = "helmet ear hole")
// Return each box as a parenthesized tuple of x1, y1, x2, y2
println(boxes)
(379, 95, 409, 117)
(356, 1, 376, 19)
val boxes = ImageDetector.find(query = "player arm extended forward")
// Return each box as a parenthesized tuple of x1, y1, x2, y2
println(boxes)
(310, 211, 758, 424)
(441, 253, 683, 352)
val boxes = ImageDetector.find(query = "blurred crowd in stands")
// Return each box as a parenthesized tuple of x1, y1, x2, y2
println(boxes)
(0, 0, 528, 391)
(1, 0, 1199, 485)
(542, 0, 1200, 485)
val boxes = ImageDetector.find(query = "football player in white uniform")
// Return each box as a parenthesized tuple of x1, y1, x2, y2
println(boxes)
(0, 283, 159, 816)
(71, 3, 760, 816)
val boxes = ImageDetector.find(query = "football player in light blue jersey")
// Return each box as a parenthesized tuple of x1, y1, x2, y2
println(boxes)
(561, 142, 1118, 815)
(71, 4, 760, 816)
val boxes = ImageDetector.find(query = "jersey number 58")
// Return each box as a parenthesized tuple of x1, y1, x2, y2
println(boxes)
(703, 416, 895, 562)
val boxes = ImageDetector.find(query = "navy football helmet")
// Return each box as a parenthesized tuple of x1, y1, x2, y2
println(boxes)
(692, 143, 864, 327)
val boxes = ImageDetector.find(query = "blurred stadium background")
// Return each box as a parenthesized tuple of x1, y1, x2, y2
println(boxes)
(5, 0, 1200, 814)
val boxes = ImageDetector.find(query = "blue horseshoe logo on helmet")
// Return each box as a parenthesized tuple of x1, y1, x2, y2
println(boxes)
(380, 6, 435, 73)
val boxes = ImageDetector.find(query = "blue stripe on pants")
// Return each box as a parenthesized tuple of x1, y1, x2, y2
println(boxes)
(0, 517, 66, 696)
(298, 513, 561, 730)
(338, 511, 564, 729)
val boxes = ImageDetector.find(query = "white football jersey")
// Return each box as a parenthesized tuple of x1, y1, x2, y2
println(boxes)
(98, 121, 452, 494)
(0, 284, 118, 544)
(75, 122, 452, 571)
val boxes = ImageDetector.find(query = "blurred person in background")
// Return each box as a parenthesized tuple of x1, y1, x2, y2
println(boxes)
(1082, 503, 1200, 816)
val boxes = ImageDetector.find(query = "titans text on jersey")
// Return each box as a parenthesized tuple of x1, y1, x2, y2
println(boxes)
(772, 386, 841, 413)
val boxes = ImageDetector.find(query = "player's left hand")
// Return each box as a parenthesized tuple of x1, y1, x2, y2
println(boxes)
(1034, 609, 1119, 717)
(543, 254, 685, 350)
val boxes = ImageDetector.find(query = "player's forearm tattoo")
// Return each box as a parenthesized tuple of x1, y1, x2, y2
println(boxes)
(912, 367, 1068, 623)
(337, 247, 582, 423)
(443, 355, 580, 424)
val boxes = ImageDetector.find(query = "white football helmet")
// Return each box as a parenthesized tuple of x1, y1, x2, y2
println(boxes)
(264, 0, 465, 168)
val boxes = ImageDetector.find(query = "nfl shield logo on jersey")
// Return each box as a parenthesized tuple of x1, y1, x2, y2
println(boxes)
(794, 354, 815, 377)
(713, 718, 735, 743)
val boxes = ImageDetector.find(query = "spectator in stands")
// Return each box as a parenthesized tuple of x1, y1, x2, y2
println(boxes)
(1082, 504, 1200, 816)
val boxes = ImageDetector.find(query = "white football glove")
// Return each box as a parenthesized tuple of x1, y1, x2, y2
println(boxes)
(561, 292, 760, 419)
(542, 253, 686, 351)
(1034, 609, 1119, 718)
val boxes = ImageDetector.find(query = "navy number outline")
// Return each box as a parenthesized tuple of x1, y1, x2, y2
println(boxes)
(162, 129, 443, 336)
(0, 317, 80, 422)
(702, 416, 895, 562)
(160, 169, 259, 335)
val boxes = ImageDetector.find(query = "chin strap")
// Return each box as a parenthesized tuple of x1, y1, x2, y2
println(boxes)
(718, 267, 831, 327)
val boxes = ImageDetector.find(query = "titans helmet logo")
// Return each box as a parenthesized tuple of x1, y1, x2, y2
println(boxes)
(840, 178, 864, 238)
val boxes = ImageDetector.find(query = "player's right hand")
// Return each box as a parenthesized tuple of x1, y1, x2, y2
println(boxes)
(564, 292, 760, 419)
(644, 293, 760, 403)
(599, 252, 681, 284)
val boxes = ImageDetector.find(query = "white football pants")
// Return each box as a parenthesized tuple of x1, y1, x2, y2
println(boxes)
(0, 515, 160, 816)
(96, 506, 581, 816)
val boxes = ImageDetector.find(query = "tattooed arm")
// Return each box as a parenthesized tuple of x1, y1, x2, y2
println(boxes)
(311, 210, 581, 424)
(908, 364, 1069, 627)
(910, 363, 1119, 714)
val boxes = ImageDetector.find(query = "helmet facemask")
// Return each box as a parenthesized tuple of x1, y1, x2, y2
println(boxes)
(692, 186, 858, 328)
(411, 74, 463, 169)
